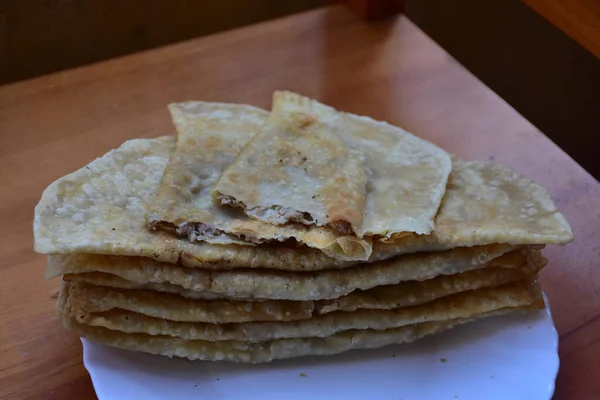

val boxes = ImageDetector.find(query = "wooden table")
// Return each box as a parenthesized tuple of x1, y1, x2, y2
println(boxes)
(524, 0, 600, 60)
(1, 5, 598, 399)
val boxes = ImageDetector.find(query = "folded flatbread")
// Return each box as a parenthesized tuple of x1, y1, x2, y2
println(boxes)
(376, 156, 573, 250)
(58, 313, 498, 363)
(146, 102, 371, 261)
(63, 255, 543, 305)
(213, 91, 452, 239)
(47, 246, 539, 301)
(64, 281, 315, 323)
(65, 280, 542, 341)
(315, 255, 544, 313)
(61, 259, 544, 324)
(34, 137, 572, 271)
(57, 285, 544, 363)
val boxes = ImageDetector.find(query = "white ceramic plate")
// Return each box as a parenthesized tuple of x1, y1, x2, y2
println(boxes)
(82, 302, 558, 400)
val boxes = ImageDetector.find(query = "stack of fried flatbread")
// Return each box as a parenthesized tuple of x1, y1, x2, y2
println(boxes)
(34, 91, 573, 363)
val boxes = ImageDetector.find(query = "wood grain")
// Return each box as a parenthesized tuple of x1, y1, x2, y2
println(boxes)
(0, 5, 598, 399)
(523, 0, 600, 59)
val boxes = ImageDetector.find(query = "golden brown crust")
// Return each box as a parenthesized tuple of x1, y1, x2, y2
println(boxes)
(65, 281, 315, 323)
(63, 255, 544, 309)
(57, 280, 544, 363)
(67, 280, 542, 342)
(144, 102, 372, 261)
(48, 245, 529, 301)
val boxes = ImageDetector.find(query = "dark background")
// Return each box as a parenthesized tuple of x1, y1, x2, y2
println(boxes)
(1, 0, 598, 178)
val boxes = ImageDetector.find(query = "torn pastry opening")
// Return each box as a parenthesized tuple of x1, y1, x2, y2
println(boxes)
(216, 194, 355, 235)
(148, 218, 372, 261)
(149, 219, 287, 246)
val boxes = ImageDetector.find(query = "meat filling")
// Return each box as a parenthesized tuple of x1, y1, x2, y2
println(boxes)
(176, 222, 276, 244)
(327, 220, 354, 235)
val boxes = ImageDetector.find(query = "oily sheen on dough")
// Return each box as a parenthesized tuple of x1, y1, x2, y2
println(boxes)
(213, 91, 452, 239)
(146, 102, 371, 261)
(34, 137, 572, 271)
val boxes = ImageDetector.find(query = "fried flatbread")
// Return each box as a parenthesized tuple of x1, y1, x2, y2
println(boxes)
(213, 91, 452, 239)
(47, 246, 536, 301)
(147, 103, 371, 261)
(63, 256, 543, 305)
(315, 254, 545, 313)
(58, 290, 543, 363)
(63, 281, 313, 323)
(375, 156, 574, 248)
(34, 137, 572, 271)
(64, 271, 226, 300)
(58, 314, 474, 363)
(65, 279, 542, 341)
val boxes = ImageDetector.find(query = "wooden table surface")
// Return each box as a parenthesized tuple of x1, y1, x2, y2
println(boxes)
(524, 0, 600, 60)
(1, 5, 599, 400)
